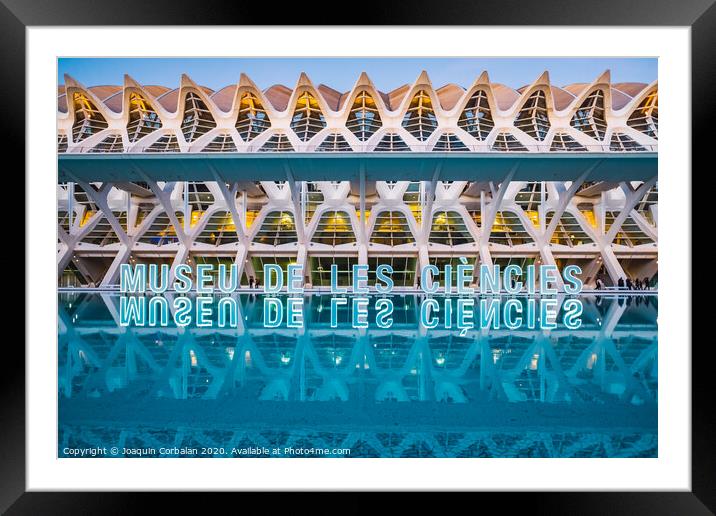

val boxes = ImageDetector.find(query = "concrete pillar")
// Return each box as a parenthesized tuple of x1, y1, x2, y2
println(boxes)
(234, 244, 251, 284)
(537, 240, 565, 290)
(101, 244, 133, 287)
(600, 245, 626, 284)
(358, 243, 368, 266)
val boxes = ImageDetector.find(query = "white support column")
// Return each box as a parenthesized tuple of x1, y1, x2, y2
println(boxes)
(357, 163, 368, 266)
(600, 245, 625, 284)
(604, 178, 657, 244)
(542, 162, 599, 242)
(535, 163, 597, 290)
(284, 163, 309, 287)
(208, 165, 253, 283)
(283, 163, 307, 245)
(138, 171, 192, 280)
(67, 180, 136, 287)
(417, 165, 441, 284)
(599, 178, 657, 283)
(101, 245, 133, 287)
(70, 180, 131, 247)
(479, 165, 518, 269)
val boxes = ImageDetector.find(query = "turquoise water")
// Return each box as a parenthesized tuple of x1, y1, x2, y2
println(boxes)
(58, 293, 657, 458)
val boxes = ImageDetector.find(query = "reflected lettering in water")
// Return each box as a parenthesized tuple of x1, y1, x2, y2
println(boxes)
(58, 293, 657, 458)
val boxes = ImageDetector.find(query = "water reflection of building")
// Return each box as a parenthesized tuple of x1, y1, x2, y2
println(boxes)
(58, 72, 657, 290)
(59, 293, 657, 458)
(60, 294, 657, 403)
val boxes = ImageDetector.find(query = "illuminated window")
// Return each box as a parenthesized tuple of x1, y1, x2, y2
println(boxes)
(578, 204, 598, 228)
(605, 211, 654, 246)
(88, 134, 124, 153)
(202, 133, 237, 152)
(192, 256, 240, 284)
(375, 133, 409, 152)
(72, 184, 98, 212)
(636, 182, 658, 225)
(71, 92, 108, 143)
(458, 89, 494, 140)
(302, 182, 323, 224)
(570, 89, 607, 140)
(368, 257, 417, 287)
(627, 91, 658, 139)
(195, 211, 238, 245)
(312, 210, 355, 245)
(259, 133, 294, 152)
(58, 134, 68, 153)
(491, 132, 527, 152)
(403, 182, 422, 223)
(186, 182, 214, 212)
(429, 211, 473, 246)
(514, 182, 543, 212)
(236, 92, 271, 142)
(82, 211, 127, 246)
(290, 92, 326, 142)
(146, 134, 180, 152)
(609, 133, 646, 152)
(250, 256, 297, 287)
(469, 210, 481, 227)
(402, 90, 438, 141)
(310, 256, 358, 287)
(254, 211, 297, 245)
(181, 92, 216, 142)
(80, 211, 126, 246)
(432, 133, 469, 152)
(126, 93, 162, 143)
(514, 90, 550, 141)
(346, 90, 382, 141)
(546, 210, 593, 246)
(245, 209, 259, 228)
(137, 210, 181, 245)
(490, 211, 533, 246)
(58, 208, 70, 232)
(429, 256, 477, 284)
(550, 133, 586, 152)
(316, 133, 352, 152)
(370, 211, 413, 246)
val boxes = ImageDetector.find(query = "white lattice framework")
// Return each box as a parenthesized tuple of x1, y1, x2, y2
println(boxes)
(58, 294, 657, 457)
(58, 70, 658, 153)
(57, 70, 658, 288)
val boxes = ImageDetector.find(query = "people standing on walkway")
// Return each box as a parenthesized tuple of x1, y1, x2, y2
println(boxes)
(625, 277, 633, 290)
(643, 276, 650, 290)
(617, 277, 625, 289)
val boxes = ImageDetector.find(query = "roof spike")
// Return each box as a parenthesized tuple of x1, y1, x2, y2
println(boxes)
(595, 69, 611, 85)
(534, 70, 551, 86)
(296, 71, 314, 88)
(465, 70, 491, 92)
(238, 72, 260, 89)
(63, 74, 83, 89)
(415, 69, 432, 86)
(355, 71, 374, 88)
(123, 74, 142, 89)
(180, 73, 197, 88)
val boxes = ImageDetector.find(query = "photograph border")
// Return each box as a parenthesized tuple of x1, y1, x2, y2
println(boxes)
(8, 0, 710, 511)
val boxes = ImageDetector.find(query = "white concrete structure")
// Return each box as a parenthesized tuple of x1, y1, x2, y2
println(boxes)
(57, 70, 658, 289)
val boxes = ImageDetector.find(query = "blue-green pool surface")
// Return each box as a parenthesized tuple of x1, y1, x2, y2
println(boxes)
(58, 293, 657, 458)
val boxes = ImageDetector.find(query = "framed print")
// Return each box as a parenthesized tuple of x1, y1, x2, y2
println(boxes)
(7, 0, 711, 511)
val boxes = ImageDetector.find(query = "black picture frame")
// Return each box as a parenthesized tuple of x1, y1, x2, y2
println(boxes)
(7, 1, 710, 511)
